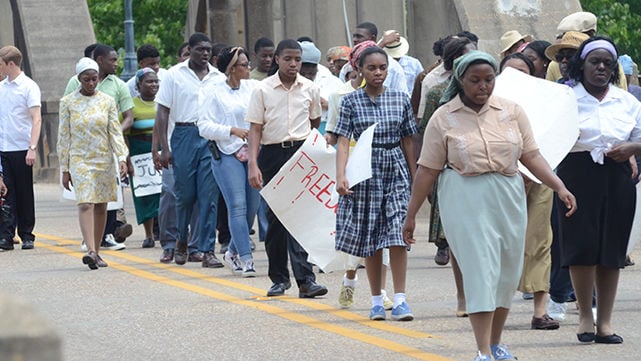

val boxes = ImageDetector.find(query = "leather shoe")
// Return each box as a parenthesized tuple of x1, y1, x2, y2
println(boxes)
(531, 314, 560, 330)
(595, 333, 623, 344)
(577, 332, 595, 343)
(298, 282, 328, 298)
(21, 240, 34, 250)
(188, 251, 204, 262)
(82, 251, 98, 270)
(174, 241, 188, 265)
(434, 246, 450, 265)
(0, 238, 14, 251)
(202, 251, 224, 268)
(160, 249, 174, 263)
(96, 254, 108, 268)
(267, 281, 292, 296)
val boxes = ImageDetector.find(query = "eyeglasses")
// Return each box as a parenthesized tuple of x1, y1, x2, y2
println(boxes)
(234, 62, 250, 68)
(555, 50, 576, 62)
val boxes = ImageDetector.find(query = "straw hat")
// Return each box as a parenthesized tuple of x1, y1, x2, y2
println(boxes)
(557, 12, 597, 35)
(500, 30, 533, 55)
(382, 30, 409, 59)
(544, 31, 590, 61)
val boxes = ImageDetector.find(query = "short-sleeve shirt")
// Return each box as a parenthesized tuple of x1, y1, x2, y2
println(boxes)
(419, 94, 538, 176)
(64, 74, 134, 113)
(246, 73, 321, 144)
(0, 72, 41, 151)
(398, 55, 424, 95)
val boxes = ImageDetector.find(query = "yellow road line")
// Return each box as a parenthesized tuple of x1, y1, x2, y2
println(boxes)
(37, 234, 453, 361)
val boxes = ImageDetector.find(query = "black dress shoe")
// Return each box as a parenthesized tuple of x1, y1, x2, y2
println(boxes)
(160, 249, 174, 263)
(298, 282, 328, 298)
(595, 333, 623, 344)
(0, 238, 15, 251)
(267, 282, 292, 297)
(577, 332, 595, 343)
(21, 240, 34, 250)
(174, 241, 188, 265)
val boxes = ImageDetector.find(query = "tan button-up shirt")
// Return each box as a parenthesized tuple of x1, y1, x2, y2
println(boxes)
(246, 73, 321, 144)
(419, 94, 538, 176)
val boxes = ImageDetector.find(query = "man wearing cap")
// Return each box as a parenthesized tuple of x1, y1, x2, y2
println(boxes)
(383, 30, 424, 94)
(326, 46, 350, 77)
(544, 31, 590, 83)
(0, 45, 41, 251)
(499, 30, 533, 58)
(299, 41, 343, 134)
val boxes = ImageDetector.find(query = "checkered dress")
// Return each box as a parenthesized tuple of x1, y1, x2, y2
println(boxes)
(334, 88, 417, 257)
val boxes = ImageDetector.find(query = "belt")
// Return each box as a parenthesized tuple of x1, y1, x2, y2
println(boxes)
(371, 142, 400, 149)
(264, 140, 305, 149)
(175, 122, 197, 127)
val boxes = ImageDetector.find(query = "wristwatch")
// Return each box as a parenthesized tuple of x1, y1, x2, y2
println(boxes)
(28, 145, 37, 151)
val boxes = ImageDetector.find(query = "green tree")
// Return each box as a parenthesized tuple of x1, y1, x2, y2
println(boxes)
(581, 0, 641, 61)
(87, 0, 188, 72)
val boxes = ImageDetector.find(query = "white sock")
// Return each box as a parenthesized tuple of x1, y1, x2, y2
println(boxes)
(393, 293, 406, 308)
(343, 274, 357, 288)
(371, 294, 384, 307)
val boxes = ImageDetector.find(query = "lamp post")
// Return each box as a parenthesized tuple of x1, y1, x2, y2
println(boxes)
(121, 0, 136, 81)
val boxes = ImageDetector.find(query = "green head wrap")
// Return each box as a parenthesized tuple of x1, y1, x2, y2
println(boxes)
(439, 50, 498, 105)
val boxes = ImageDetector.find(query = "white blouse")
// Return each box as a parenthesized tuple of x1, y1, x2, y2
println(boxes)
(571, 83, 641, 164)
(198, 78, 259, 154)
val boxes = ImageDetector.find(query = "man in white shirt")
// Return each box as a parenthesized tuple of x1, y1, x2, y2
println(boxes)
(155, 33, 224, 267)
(381, 31, 424, 94)
(0, 46, 41, 251)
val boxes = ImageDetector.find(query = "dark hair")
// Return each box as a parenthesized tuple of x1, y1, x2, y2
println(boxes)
(275, 39, 301, 56)
(432, 35, 455, 57)
(297, 36, 314, 43)
(457, 31, 479, 45)
(499, 52, 535, 75)
(254, 37, 274, 53)
(524, 40, 551, 61)
(137, 44, 160, 62)
(217, 47, 249, 73)
(442, 37, 472, 71)
(212, 43, 229, 57)
(177, 42, 189, 57)
(357, 47, 387, 67)
(84, 43, 100, 58)
(356, 22, 378, 38)
(92, 44, 115, 61)
(189, 32, 211, 47)
(567, 36, 620, 85)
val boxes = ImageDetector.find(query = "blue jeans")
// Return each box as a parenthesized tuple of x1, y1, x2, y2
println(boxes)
(211, 152, 260, 261)
(170, 125, 219, 252)
(257, 198, 268, 242)
(158, 166, 199, 253)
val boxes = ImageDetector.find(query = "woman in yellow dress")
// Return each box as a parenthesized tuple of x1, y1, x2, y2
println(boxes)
(58, 57, 128, 270)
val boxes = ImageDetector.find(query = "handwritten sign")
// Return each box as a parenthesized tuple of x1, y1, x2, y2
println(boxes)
(261, 129, 375, 272)
(130, 153, 162, 197)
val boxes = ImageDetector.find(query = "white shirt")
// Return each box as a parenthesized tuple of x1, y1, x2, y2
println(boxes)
(0, 72, 41, 151)
(155, 60, 223, 145)
(314, 65, 343, 124)
(417, 63, 451, 119)
(198, 79, 259, 154)
(571, 83, 641, 164)
(338, 57, 409, 96)
(126, 67, 168, 98)
(398, 55, 424, 94)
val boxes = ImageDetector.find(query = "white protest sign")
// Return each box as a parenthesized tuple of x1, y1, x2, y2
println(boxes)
(345, 123, 376, 188)
(130, 153, 162, 197)
(494, 67, 579, 183)
(61, 154, 123, 210)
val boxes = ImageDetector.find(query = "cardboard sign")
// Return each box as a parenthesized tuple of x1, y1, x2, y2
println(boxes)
(130, 152, 162, 197)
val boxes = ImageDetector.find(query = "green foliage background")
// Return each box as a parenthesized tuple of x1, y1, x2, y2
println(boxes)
(87, 0, 188, 73)
(581, 0, 641, 61)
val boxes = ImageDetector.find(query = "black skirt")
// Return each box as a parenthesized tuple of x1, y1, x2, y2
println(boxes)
(556, 152, 635, 268)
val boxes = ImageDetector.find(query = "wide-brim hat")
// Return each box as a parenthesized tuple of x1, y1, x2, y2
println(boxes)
(383, 33, 409, 59)
(557, 12, 597, 35)
(544, 31, 590, 61)
(500, 30, 533, 54)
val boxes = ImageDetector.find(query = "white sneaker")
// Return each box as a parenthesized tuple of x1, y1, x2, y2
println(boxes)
(223, 251, 242, 275)
(101, 234, 126, 251)
(81, 240, 87, 252)
(547, 299, 567, 321)
(241, 259, 256, 278)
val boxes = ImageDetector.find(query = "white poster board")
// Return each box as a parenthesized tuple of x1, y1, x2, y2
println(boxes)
(61, 154, 123, 210)
(260, 128, 374, 272)
(130, 153, 162, 197)
(494, 67, 580, 182)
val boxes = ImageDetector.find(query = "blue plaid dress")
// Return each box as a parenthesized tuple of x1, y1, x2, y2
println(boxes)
(334, 88, 417, 257)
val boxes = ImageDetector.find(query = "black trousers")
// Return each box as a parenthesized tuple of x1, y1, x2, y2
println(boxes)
(258, 143, 315, 287)
(0, 151, 35, 242)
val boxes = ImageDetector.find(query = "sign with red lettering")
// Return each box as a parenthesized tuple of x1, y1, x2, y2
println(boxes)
(261, 129, 343, 272)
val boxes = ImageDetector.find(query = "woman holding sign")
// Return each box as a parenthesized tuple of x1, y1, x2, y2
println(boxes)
(128, 68, 160, 248)
(199, 46, 260, 277)
(335, 46, 418, 321)
(58, 58, 128, 270)
(403, 51, 576, 361)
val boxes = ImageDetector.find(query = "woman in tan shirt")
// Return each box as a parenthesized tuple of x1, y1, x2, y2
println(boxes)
(402, 51, 576, 361)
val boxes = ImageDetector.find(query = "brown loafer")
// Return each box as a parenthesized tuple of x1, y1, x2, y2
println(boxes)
(174, 241, 188, 265)
(82, 251, 98, 270)
(202, 251, 224, 268)
(96, 254, 108, 268)
(531, 314, 560, 330)
(160, 249, 174, 263)
(188, 251, 204, 262)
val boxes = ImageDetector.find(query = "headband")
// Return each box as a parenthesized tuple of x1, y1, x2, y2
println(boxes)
(580, 40, 617, 60)
(225, 47, 242, 76)
(136, 67, 156, 83)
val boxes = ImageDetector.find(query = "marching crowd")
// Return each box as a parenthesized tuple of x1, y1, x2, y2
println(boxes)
(2, 9, 641, 361)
